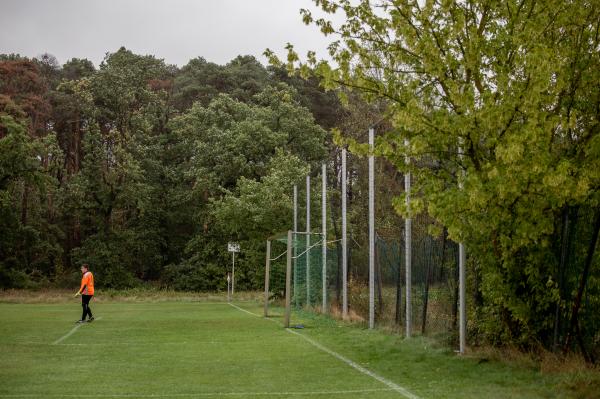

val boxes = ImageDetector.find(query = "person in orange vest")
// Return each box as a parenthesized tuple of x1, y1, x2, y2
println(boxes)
(74, 264, 95, 323)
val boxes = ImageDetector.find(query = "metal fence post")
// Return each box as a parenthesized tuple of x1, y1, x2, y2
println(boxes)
(306, 175, 311, 307)
(285, 231, 293, 328)
(369, 127, 375, 329)
(322, 163, 327, 312)
(293, 185, 298, 307)
(264, 240, 271, 317)
(342, 148, 348, 318)
(405, 138, 412, 338)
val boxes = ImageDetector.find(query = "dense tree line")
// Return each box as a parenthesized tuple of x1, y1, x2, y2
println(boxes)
(0, 48, 342, 291)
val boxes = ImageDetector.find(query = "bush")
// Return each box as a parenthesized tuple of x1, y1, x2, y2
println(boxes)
(0, 264, 30, 289)
(71, 234, 138, 289)
(161, 262, 226, 292)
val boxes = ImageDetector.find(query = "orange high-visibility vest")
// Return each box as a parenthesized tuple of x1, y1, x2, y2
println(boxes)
(79, 271, 94, 295)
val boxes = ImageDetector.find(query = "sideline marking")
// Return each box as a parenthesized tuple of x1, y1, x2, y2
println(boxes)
(228, 303, 420, 399)
(228, 303, 269, 318)
(55, 341, 192, 346)
(14, 337, 291, 347)
(52, 317, 103, 345)
(0, 388, 394, 398)
(286, 329, 420, 399)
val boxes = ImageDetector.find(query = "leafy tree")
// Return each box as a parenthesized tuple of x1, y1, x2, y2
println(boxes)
(49, 58, 96, 177)
(0, 55, 65, 286)
(273, 0, 600, 351)
(269, 66, 345, 130)
(0, 58, 51, 136)
(61, 48, 175, 286)
(169, 85, 327, 290)
(61, 58, 95, 81)
(91, 47, 173, 136)
(0, 115, 62, 287)
(211, 150, 309, 289)
(172, 55, 270, 111)
(171, 85, 326, 195)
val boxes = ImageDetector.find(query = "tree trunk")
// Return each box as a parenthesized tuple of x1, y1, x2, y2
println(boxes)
(576, 322, 594, 363)
(554, 206, 570, 351)
(563, 207, 600, 356)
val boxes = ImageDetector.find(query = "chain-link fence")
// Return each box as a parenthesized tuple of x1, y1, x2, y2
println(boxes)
(341, 218, 459, 339)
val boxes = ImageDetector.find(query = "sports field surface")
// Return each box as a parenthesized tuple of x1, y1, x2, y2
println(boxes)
(0, 300, 589, 398)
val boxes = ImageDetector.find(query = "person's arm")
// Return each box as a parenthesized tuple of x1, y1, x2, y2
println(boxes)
(75, 274, 88, 296)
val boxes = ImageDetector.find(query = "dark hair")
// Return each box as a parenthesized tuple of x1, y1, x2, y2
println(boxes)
(81, 264, 89, 269)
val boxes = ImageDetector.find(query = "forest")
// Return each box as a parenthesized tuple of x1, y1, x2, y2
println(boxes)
(0, 49, 344, 292)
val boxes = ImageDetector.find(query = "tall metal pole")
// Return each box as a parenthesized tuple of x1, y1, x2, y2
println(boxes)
(293, 185, 298, 307)
(227, 274, 231, 302)
(306, 175, 311, 307)
(232, 251, 235, 295)
(322, 163, 327, 312)
(458, 140, 467, 354)
(284, 231, 293, 328)
(341, 148, 348, 318)
(369, 127, 375, 329)
(264, 240, 271, 316)
(405, 138, 412, 338)
(293, 185, 298, 232)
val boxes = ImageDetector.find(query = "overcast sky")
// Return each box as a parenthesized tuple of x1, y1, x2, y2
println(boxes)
(0, 0, 337, 67)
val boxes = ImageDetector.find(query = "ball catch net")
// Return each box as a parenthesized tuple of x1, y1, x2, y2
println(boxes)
(264, 231, 340, 327)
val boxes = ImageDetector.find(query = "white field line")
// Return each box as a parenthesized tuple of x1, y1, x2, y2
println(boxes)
(55, 341, 193, 346)
(52, 317, 102, 345)
(93, 302, 251, 307)
(128, 302, 230, 305)
(286, 329, 420, 399)
(0, 388, 394, 398)
(227, 303, 421, 399)
(228, 303, 272, 319)
(12, 341, 192, 346)
(13, 337, 292, 347)
(96, 302, 230, 307)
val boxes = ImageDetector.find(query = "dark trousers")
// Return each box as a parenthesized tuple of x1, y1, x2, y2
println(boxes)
(81, 295, 93, 321)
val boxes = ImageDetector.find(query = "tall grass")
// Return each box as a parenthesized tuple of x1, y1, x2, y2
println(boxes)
(0, 288, 263, 303)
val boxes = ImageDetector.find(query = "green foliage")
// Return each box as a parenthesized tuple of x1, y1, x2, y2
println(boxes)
(171, 85, 326, 194)
(161, 262, 225, 292)
(71, 233, 137, 289)
(0, 115, 39, 189)
(170, 86, 326, 290)
(0, 115, 62, 287)
(172, 55, 270, 110)
(213, 150, 309, 239)
(278, 0, 600, 349)
(210, 150, 310, 289)
(0, 48, 333, 296)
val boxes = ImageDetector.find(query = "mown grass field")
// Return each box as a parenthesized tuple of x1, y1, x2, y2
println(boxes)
(0, 295, 596, 398)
